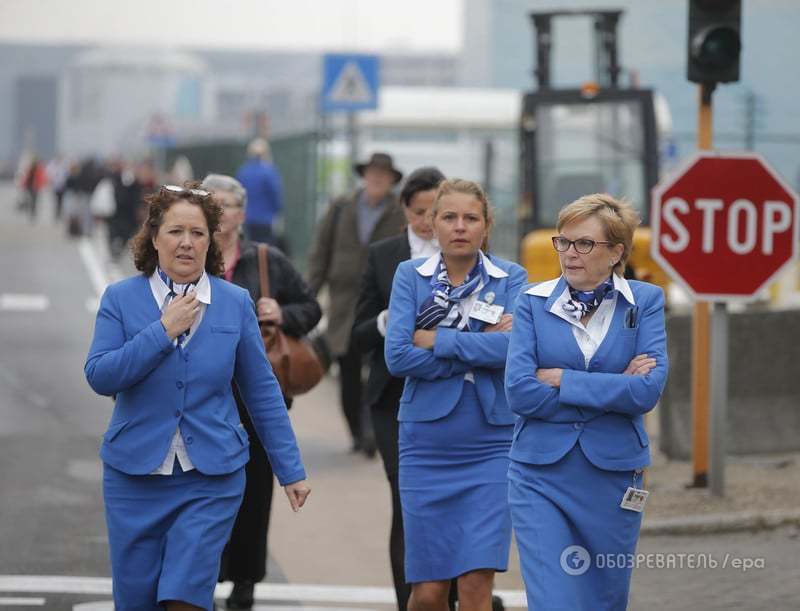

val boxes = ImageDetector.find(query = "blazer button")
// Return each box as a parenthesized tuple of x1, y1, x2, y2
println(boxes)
(573, 422, 584, 430)
(176, 381, 184, 389)
(185, 436, 194, 445)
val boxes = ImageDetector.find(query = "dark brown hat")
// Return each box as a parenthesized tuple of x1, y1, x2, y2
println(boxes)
(354, 152, 403, 184)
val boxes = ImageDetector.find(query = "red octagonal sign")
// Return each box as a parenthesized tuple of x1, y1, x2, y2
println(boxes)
(651, 152, 799, 301)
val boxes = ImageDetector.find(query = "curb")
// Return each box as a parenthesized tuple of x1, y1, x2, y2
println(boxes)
(642, 509, 800, 536)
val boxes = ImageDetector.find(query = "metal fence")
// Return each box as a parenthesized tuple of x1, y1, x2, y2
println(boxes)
(166, 132, 320, 272)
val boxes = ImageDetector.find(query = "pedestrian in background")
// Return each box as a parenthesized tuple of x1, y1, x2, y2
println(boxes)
(236, 138, 283, 246)
(21, 155, 47, 222)
(505, 193, 668, 610)
(46, 154, 70, 222)
(85, 183, 310, 611)
(352, 166, 445, 610)
(308, 152, 405, 456)
(384, 179, 527, 611)
(202, 174, 321, 610)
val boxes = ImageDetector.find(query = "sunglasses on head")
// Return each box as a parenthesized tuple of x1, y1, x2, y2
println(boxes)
(160, 184, 210, 198)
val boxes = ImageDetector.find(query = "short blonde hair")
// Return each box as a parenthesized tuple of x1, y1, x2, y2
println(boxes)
(556, 193, 640, 275)
(432, 178, 494, 252)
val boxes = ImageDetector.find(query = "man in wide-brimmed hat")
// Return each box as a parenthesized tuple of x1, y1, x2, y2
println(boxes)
(308, 152, 405, 456)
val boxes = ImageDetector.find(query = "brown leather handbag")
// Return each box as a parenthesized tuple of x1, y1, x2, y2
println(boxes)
(257, 244, 324, 397)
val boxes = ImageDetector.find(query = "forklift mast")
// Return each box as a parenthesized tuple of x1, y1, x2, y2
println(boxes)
(518, 9, 669, 287)
(531, 10, 623, 90)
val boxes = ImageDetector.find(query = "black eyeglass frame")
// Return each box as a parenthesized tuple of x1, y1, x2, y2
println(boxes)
(551, 236, 615, 254)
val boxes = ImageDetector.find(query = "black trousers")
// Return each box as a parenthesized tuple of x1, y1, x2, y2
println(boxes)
(371, 379, 409, 611)
(219, 395, 292, 583)
(338, 343, 365, 445)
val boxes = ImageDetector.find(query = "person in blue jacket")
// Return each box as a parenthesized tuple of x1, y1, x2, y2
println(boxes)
(385, 179, 527, 611)
(85, 184, 310, 611)
(236, 138, 283, 246)
(505, 193, 668, 611)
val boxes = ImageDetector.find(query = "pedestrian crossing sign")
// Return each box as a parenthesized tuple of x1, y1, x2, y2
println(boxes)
(321, 54, 380, 112)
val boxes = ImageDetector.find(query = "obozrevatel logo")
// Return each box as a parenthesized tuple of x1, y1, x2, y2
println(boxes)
(560, 545, 591, 575)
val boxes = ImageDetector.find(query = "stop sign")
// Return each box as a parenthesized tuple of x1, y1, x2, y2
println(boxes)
(651, 152, 799, 300)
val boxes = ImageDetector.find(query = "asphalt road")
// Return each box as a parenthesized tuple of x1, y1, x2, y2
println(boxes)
(0, 184, 797, 610)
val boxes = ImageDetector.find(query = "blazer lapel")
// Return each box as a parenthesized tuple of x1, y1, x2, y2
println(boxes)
(587, 297, 629, 368)
(540, 277, 588, 370)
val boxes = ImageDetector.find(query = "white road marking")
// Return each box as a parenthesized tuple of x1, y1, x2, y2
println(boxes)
(0, 294, 49, 312)
(0, 577, 528, 607)
(85, 296, 100, 314)
(77, 237, 109, 298)
(0, 367, 49, 409)
(0, 598, 45, 606)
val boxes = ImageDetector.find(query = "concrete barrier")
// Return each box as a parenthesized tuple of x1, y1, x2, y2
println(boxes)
(659, 308, 800, 459)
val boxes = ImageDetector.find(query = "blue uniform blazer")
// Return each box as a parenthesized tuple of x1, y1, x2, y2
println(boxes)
(505, 275, 668, 471)
(385, 253, 528, 425)
(85, 274, 306, 485)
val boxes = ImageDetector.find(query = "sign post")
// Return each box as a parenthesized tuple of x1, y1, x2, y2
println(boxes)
(321, 54, 380, 190)
(652, 152, 800, 496)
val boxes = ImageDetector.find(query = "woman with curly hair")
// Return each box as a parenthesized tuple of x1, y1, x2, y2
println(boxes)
(85, 184, 310, 611)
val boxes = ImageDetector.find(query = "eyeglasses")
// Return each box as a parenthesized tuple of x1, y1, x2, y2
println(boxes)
(160, 184, 210, 198)
(219, 202, 244, 210)
(552, 236, 614, 254)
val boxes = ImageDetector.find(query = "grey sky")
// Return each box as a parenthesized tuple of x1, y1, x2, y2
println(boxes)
(0, 0, 462, 52)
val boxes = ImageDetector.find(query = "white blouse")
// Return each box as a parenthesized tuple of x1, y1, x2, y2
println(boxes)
(147, 270, 211, 475)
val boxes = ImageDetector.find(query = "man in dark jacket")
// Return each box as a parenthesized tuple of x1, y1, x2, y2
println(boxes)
(307, 152, 405, 455)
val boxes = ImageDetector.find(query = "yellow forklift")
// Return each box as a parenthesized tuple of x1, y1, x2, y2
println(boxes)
(518, 9, 669, 287)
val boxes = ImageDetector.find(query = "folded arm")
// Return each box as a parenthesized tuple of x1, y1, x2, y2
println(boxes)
(559, 289, 668, 417)
(504, 291, 563, 419)
(384, 263, 471, 380)
(433, 266, 527, 369)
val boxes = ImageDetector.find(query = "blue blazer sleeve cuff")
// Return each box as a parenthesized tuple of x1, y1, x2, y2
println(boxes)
(276, 468, 307, 487)
(432, 327, 458, 359)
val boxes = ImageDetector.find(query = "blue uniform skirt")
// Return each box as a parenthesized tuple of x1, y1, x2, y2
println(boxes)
(103, 463, 245, 611)
(399, 383, 513, 583)
(508, 444, 643, 611)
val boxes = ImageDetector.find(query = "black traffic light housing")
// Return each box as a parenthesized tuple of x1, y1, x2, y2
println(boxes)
(687, 0, 742, 84)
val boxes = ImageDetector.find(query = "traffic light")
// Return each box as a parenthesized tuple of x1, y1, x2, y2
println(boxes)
(687, 0, 742, 84)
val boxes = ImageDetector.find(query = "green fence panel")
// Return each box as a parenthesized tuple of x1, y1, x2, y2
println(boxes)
(167, 133, 319, 272)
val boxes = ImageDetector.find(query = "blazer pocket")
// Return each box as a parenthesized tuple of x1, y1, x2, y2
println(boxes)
(211, 325, 239, 334)
(631, 420, 650, 448)
(400, 379, 417, 403)
(103, 420, 129, 443)
(227, 421, 249, 446)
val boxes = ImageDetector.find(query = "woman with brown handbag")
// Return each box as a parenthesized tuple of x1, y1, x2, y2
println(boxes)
(202, 174, 322, 610)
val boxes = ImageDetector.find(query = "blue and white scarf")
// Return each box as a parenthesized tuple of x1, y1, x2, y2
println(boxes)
(416, 257, 488, 330)
(561, 277, 615, 321)
(157, 267, 198, 346)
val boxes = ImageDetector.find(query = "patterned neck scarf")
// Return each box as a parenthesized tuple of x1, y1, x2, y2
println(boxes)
(561, 276, 615, 321)
(157, 267, 199, 345)
(416, 256, 488, 330)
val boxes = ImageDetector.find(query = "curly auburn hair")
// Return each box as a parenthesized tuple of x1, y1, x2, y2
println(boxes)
(130, 182, 225, 277)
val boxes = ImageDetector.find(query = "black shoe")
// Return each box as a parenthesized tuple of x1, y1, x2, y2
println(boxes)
(491, 595, 505, 611)
(361, 437, 377, 459)
(226, 580, 255, 609)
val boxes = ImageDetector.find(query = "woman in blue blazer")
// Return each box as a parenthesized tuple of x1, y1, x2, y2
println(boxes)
(85, 184, 310, 611)
(505, 194, 668, 611)
(385, 179, 527, 611)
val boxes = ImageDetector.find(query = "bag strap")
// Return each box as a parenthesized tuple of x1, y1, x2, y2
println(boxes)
(257, 243, 271, 299)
